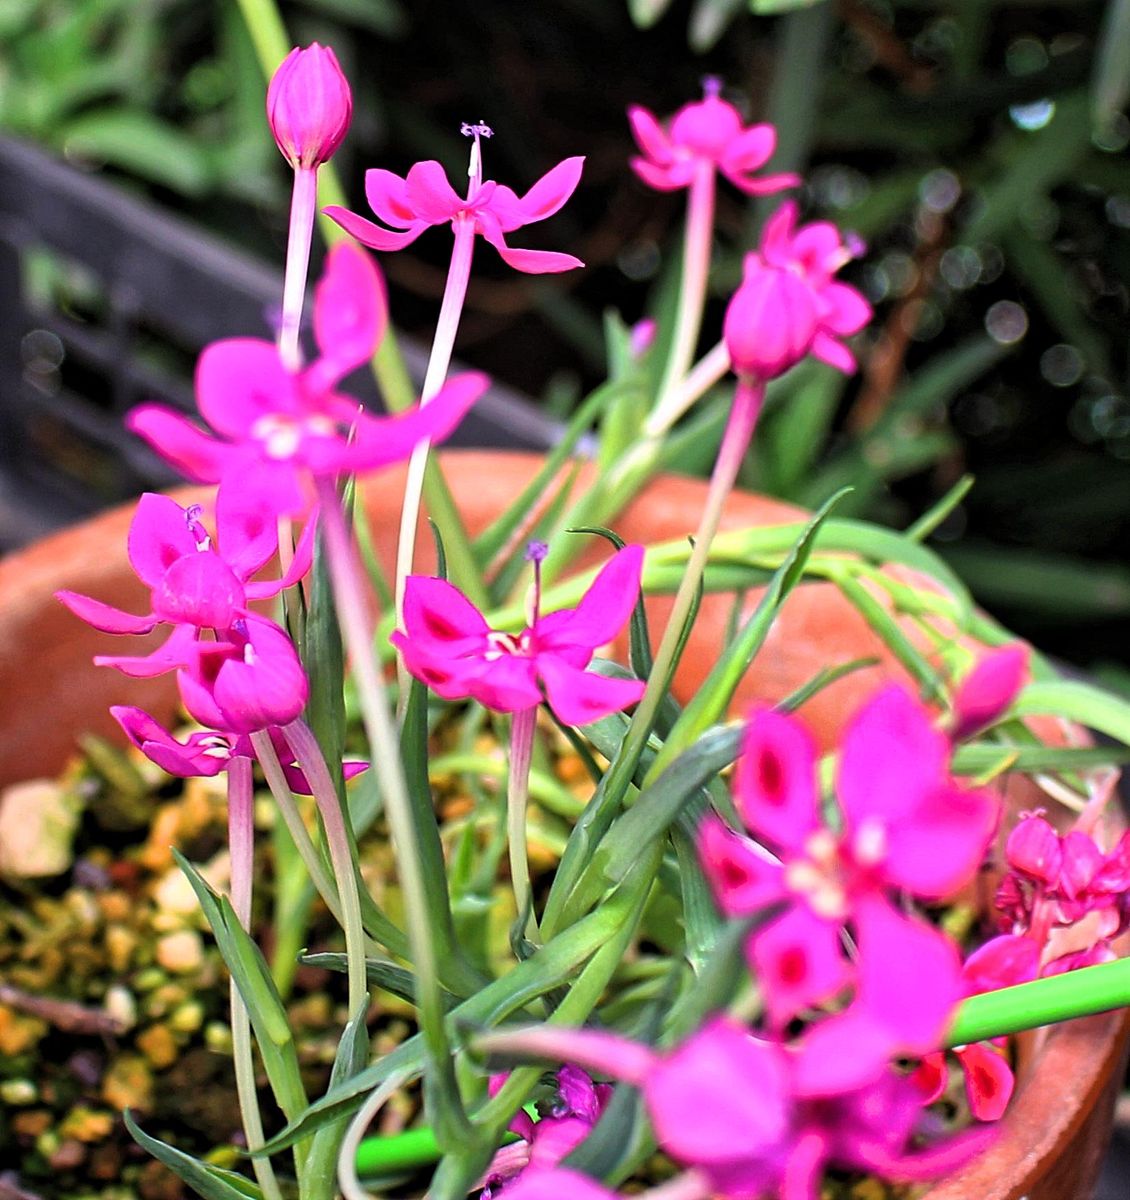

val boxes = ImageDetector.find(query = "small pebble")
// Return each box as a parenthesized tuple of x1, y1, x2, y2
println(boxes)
(156, 930, 204, 974)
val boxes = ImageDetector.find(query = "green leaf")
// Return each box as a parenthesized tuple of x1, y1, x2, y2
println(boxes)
(1009, 680, 1130, 747)
(776, 657, 880, 713)
(628, 0, 676, 30)
(125, 1112, 263, 1199)
(473, 379, 621, 567)
(649, 489, 848, 777)
(299, 952, 459, 1009)
(174, 852, 308, 1123)
(61, 108, 214, 196)
(905, 476, 974, 542)
(953, 742, 1130, 776)
(834, 574, 945, 704)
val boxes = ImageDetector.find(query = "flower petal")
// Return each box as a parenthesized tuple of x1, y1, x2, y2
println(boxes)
(820, 281, 872, 336)
(215, 474, 282, 581)
(630, 157, 694, 192)
(957, 1043, 1015, 1122)
(735, 707, 820, 851)
(210, 618, 308, 734)
(323, 204, 428, 252)
(126, 405, 235, 483)
(748, 905, 853, 1029)
(95, 623, 197, 678)
(343, 372, 488, 471)
(952, 644, 1027, 739)
(721, 123, 776, 172)
(535, 545, 644, 653)
(196, 338, 295, 438)
(402, 575, 491, 645)
(126, 493, 198, 587)
(537, 656, 643, 725)
(837, 686, 948, 827)
(488, 156, 584, 231)
(698, 814, 786, 916)
(112, 705, 229, 777)
(364, 167, 420, 228)
(56, 589, 157, 635)
(404, 160, 463, 223)
(627, 105, 674, 165)
(809, 330, 857, 374)
(312, 242, 387, 381)
(722, 167, 803, 197)
(478, 217, 584, 274)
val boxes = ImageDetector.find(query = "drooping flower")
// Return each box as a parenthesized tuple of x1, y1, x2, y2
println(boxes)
(127, 244, 486, 507)
(391, 544, 646, 726)
(324, 124, 585, 274)
(267, 43, 352, 170)
(627, 78, 799, 196)
(723, 200, 871, 380)
(481, 1067, 614, 1197)
(112, 706, 366, 793)
(57, 485, 311, 644)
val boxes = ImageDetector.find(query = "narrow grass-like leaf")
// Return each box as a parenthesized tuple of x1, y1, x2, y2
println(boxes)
(953, 742, 1130, 776)
(776, 657, 880, 713)
(174, 851, 307, 1123)
(1009, 680, 1130, 747)
(905, 475, 975, 543)
(299, 953, 460, 1009)
(835, 573, 945, 704)
(472, 379, 621, 567)
(124, 1113, 262, 1199)
(648, 490, 847, 779)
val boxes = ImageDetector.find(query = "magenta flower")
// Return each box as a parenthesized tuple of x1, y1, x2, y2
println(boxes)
(723, 200, 871, 380)
(324, 134, 585, 274)
(57, 486, 311, 646)
(628, 79, 799, 196)
(112, 706, 366, 793)
(699, 688, 999, 1083)
(267, 43, 352, 170)
(481, 1067, 613, 1198)
(391, 545, 646, 726)
(127, 244, 486, 506)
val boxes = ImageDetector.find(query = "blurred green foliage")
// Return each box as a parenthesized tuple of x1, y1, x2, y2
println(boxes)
(2, 0, 1129, 677)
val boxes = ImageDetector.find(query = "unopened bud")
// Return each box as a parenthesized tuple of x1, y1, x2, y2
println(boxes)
(267, 43, 352, 170)
(952, 644, 1027, 739)
(1005, 814, 1062, 885)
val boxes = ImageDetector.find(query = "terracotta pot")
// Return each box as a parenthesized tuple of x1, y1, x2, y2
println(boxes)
(0, 447, 1126, 1198)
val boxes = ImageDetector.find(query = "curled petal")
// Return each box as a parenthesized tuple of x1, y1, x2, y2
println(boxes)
(56, 590, 157, 636)
(957, 1043, 1015, 1122)
(627, 105, 674, 165)
(96, 623, 197, 678)
(820, 282, 872, 336)
(722, 167, 802, 197)
(809, 330, 857, 374)
(962, 934, 1040, 993)
(630, 157, 696, 192)
(111, 705, 230, 778)
(323, 204, 429, 252)
(477, 217, 584, 274)
(151, 553, 246, 630)
(215, 475, 281, 581)
(364, 167, 421, 229)
(720, 123, 776, 172)
(1005, 814, 1062, 885)
(488, 156, 585, 232)
(127, 493, 198, 587)
(245, 508, 317, 600)
(209, 619, 309, 734)
(698, 814, 786, 916)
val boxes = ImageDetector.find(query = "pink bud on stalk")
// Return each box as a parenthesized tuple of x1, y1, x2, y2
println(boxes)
(267, 43, 352, 170)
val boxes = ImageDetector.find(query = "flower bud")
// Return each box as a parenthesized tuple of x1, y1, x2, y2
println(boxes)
(267, 43, 352, 170)
(952, 644, 1027, 739)
(1005, 814, 1062, 885)
(723, 252, 818, 380)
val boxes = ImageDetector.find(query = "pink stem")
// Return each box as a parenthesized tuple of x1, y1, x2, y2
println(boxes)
(279, 166, 319, 371)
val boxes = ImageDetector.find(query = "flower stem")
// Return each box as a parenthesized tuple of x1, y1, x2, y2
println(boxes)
(394, 214, 478, 698)
(337, 1071, 411, 1200)
(506, 706, 540, 942)
(250, 730, 344, 926)
(314, 474, 472, 1143)
(649, 161, 716, 436)
(227, 757, 284, 1200)
(946, 955, 1130, 1046)
(279, 166, 318, 371)
(283, 719, 369, 1019)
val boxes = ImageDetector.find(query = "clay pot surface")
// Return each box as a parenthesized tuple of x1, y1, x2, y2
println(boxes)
(1, 447, 1126, 1199)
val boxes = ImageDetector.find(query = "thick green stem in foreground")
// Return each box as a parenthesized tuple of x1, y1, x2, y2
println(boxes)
(314, 475, 471, 1146)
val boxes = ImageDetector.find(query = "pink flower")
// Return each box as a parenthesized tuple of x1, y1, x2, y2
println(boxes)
(951, 645, 1027, 739)
(325, 128, 585, 274)
(127, 244, 486, 506)
(482, 1067, 614, 1198)
(391, 545, 646, 726)
(627, 79, 799, 196)
(57, 485, 311, 645)
(112, 706, 366, 793)
(267, 43, 352, 170)
(700, 688, 999, 1080)
(723, 200, 870, 380)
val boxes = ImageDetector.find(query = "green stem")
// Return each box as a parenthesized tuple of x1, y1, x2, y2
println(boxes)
(283, 720, 369, 1019)
(507, 706, 541, 941)
(227, 758, 285, 1200)
(946, 956, 1130, 1047)
(251, 730, 344, 926)
(314, 474, 472, 1145)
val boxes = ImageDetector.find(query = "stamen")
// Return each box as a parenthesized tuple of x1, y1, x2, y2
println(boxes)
(524, 540, 548, 625)
(184, 503, 211, 550)
(461, 120, 494, 190)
